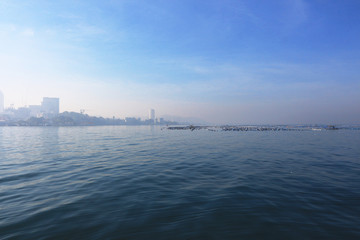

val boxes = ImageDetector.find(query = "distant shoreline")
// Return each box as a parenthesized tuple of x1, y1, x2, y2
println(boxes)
(0, 111, 180, 127)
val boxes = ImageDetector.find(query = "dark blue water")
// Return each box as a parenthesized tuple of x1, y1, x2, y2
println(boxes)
(0, 126, 359, 239)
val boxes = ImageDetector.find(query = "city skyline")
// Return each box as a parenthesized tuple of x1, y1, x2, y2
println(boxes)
(1, 1, 360, 124)
(0, 91, 177, 122)
(0, 93, 180, 126)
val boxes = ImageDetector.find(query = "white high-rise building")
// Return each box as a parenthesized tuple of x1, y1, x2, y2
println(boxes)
(149, 109, 155, 122)
(0, 90, 4, 113)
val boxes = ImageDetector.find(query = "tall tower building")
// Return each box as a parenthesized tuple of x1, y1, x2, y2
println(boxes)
(41, 97, 59, 115)
(149, 109, 155, 122)
(0, 90, 4, 113)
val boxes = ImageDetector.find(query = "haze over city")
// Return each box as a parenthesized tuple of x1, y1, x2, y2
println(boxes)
(1, 0, 360, 124)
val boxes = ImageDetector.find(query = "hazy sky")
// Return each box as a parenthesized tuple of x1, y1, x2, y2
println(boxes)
(1, 0, 360, 124)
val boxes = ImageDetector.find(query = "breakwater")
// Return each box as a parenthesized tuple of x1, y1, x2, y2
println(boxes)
(165, 125, 353, 131)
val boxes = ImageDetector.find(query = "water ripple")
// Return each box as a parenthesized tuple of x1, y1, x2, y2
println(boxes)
(0, 127, 359, 239)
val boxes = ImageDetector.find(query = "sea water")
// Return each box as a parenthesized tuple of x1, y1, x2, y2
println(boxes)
(0, 126, 359, 239)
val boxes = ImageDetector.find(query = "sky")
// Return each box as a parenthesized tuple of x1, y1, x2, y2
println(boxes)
(1, 0, 360, 124)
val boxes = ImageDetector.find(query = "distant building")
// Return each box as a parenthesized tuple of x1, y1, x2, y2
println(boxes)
(0, 90, 4, 113)
(125, 117, 141, 125)
(29, 105, 42, 117)
(41, 97, 59, 115)
(16, 107, 31, 119)
(149, 109, 155, 123)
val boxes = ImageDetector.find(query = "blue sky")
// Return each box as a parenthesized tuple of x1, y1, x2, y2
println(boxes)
(1, 0, 360, 124)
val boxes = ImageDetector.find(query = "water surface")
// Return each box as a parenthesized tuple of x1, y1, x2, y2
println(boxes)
(1, 126, 359, 239)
